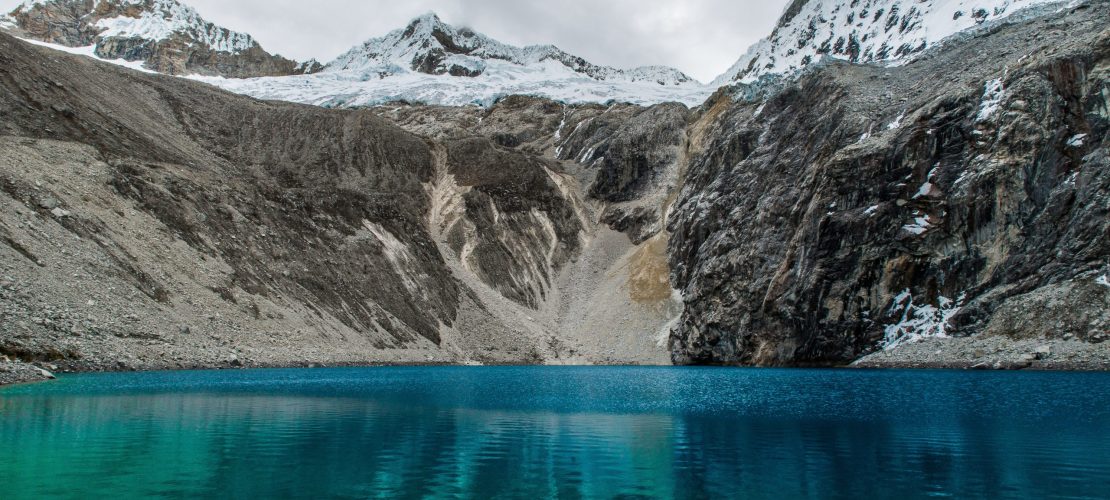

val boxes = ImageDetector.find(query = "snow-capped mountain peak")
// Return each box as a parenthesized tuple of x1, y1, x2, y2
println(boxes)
(329, 12, 516, 77)
(6, 0, 314, 77)
(713, 0, 1073, 86)
(189, 12, 711, 107)
(327, 12, 698, 86)
(94, 0, 256, 53)
(11, 0, 257, 52)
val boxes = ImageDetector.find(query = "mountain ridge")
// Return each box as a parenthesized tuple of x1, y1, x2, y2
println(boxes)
(328, 12, 698, 86)
(713, 0, 1076, 86)
(4, 0, 320, 77)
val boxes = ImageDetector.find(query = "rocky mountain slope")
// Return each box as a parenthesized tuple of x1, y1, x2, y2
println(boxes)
(672, 1, 1108, 366)
(3, 0, 319, 77)
(1, 0, 1106, 380)
(192, 13, 711, 107)
(714, 0, 1072, 86)
(0, 29, 686, 375)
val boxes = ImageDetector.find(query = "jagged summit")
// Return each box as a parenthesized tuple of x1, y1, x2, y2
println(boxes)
(4, 0, 318, 77)
(327, 12, 697, 86)
(191, 11, 712, 107)
(712, 0, 1073, 86)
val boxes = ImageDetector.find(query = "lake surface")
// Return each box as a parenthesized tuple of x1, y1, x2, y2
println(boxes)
(2, 367, 1109, 499)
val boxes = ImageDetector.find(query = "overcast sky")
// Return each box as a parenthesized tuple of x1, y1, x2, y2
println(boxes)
(2, 0, 788, 82)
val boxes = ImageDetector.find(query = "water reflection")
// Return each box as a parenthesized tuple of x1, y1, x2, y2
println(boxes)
(2, 367, 1110, 499)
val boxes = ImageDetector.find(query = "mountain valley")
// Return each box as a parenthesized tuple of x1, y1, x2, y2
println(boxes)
(0, 0, 1107, 382)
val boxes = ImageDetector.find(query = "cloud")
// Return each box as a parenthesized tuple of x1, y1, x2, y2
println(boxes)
(1, 0, 787, 82)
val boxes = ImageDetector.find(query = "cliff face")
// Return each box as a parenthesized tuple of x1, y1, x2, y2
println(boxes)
(667, 2, 1109, 365)
(6, 0, 317, 78)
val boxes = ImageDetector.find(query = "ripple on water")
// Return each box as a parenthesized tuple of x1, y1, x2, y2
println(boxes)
(3, 367, 1110, 499)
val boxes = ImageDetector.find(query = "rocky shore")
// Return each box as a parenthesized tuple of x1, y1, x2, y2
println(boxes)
(855, 336, 1110, 370)
(0, 357, 54, 386)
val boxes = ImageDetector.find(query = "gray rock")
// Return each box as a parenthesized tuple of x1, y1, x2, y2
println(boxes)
(666, 3, 1110, 366)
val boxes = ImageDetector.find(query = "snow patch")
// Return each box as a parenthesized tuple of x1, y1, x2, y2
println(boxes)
(553, 106, 568, 140)
(864, 205, 880, 216)
(18, 38, 157, 73)
(883, 290, 966, 350)
(977, 78, 1005, 122)
(1096, 274, 1110, 289)
(903, 213, 932, 235)
(887, 110, 907, 130)
(858, 123, 875, 143)
(1067, 133, 1087, 148)
(913, 166, 940, 198)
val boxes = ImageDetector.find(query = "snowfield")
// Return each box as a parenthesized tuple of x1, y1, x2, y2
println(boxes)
(188, 61, 714, 108)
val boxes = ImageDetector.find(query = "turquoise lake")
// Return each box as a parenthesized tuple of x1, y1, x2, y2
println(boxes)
(2, 367, 1109, 499)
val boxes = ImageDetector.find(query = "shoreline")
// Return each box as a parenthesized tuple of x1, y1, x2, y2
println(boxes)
(5, 354, 1110, 389)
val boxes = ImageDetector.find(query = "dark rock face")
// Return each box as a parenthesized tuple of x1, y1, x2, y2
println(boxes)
(667, 3, 1109, 366)
(552, 102, 692, 243)
(7, 0, 316, 78)
(584, 103, 690, 203)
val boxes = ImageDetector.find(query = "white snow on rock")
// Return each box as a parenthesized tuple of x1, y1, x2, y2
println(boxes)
(1096, 274, 1110, 289)
(329, 13, 696, 86)
(1067, 133, 1088, 148)
(883, 290, 965, 349)
(913, 166, 940, 199)
(902, 212, 932, 235)
(977, 78, 1006, 121)
(887, 109, 907, 130)
(191, 13, 711, 107)
(713, 0, 1073, 86)
(13, 0, 258, 54)
(18, 37, 157, 73)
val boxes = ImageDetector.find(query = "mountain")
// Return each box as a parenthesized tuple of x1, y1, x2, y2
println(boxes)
(192, 13, 712, 107)
(3, 0, 321, 77)
(676, 0, 1108, 366)
(1, 0, 1107, 379)
(330, 13, 695, 85)
(712, 0, 1072, 86)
